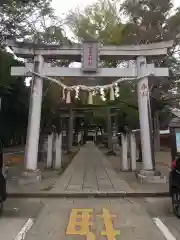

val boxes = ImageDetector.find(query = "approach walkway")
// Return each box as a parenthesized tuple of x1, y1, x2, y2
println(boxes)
(52, 142, 133, 193)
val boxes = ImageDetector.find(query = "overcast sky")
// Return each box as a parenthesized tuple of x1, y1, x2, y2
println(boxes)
(52, 0, 180, 17)
(52, 0, 97, 17)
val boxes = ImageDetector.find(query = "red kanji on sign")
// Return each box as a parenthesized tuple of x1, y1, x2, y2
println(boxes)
(88, 46, 93, 65)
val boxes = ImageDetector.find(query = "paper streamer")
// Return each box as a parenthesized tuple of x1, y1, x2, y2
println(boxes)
(66, 91, 71, 104)
(110, 86, 115, 101)
(88, 91, 93, 104)
(62, 88, 65, 100)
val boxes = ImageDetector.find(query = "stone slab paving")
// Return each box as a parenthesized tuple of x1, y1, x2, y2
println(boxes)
(102, 147, 170, 194)
(51, 142, 133, 193)
(7, 147, 79, 194)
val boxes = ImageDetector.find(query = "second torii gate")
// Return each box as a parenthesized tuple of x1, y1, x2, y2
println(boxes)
(8, 39, 173, 179)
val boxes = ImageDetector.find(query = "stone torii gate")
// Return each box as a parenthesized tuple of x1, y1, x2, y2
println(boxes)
(8, 39, 173, 179)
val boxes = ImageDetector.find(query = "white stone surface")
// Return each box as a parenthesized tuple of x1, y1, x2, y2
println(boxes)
(121, 134, 129, 171)
(54, 133, 62, 170)
(130, 132, 137, 171)
(137, 56, 154, 171)
(47, 133, 53, 168)
(25, 55, 44, 171)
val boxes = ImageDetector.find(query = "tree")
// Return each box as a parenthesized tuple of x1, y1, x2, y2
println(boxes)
(0, 0, 56, 44)
(0, 0, 39, 5)
(120, 1, 180, 82)
(0, 1, 52, 143)
(120, 0, 180, 123)
(0, 50, 29, 146)
(0, 0, 73, 142)
(121, 0, 174, 44)
(66, 0, 125, 44)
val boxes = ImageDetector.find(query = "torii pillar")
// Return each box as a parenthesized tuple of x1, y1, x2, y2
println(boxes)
(24, 55, 44, 179)
(137, 56, 155, 173)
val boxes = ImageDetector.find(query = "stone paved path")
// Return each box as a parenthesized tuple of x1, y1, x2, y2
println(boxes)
(51, 142, 133, 193)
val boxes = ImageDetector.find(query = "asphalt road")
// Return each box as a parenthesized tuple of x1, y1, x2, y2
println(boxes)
(0, 197, 179, 240)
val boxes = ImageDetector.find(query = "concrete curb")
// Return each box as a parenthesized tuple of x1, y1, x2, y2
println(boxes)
(7, 191, 170, 198)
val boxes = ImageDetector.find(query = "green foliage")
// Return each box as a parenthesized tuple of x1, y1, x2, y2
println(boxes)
(120, 0, 180, 110)
(0, 0, 55, 43)
(0, 0, 39, 5)
(66, 0, 125, 44)
(121, 0, 174, 44)
(0, 50, 29, 146)
(0, 0, 70, 142)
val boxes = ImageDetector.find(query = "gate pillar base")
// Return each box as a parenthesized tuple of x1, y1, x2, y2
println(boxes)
(18, 169, 42, 185)
(136, 170, 167, 184)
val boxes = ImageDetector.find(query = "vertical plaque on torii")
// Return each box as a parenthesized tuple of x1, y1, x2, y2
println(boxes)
(81, 40, 99, 73)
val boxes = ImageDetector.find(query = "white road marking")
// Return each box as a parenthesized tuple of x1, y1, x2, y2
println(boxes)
(14, 218, 34, 240)
(153, 218, 176, 240)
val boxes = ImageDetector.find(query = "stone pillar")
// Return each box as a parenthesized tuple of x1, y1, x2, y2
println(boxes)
(112, 122, 117, 154)
(130, 132, 136, 171)
(80, 130, 84, 145)
(77, 132, 81, 144)
(154, 111, 160, 152)
(24, 55, 44, 172)
(121, 134, 128, 171)
(54, 133, 62, 169)
(137, 56, 154, 171)
(106, 108, 112, 149)
(68, 108, 74, 151)
(47, 133, 53, 168)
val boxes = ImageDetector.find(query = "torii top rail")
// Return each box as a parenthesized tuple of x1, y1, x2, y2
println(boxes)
(6, 40, 173, 60)
(9, 40, 173, 88)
